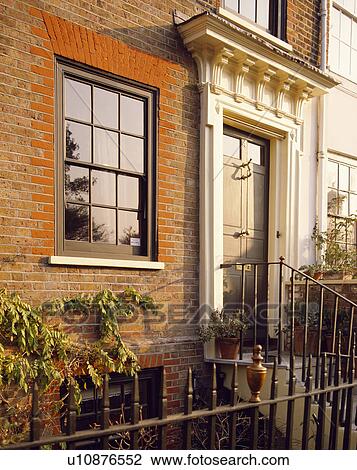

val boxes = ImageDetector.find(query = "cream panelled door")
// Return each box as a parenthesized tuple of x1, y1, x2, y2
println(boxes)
(223, 126, 270, 345)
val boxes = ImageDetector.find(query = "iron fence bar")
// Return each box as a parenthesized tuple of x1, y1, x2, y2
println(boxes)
(343, 335, 355, 449)
(253, 264, 258, 347)
(183, 367, 193, 450)
(66, 379, 77, 450)
(347, 306, 354, 357)
(278, 257, 284, 365)
(315, 287, 324, 392)
(207, 363, 217, 449)
(315, 354, 327, 449)
(302, 278, 309, 382)
(158, 367, 168, 449)
(301, 355, 313, 450)
(267, 358, 278, 449)
(285, 355, 296, 449)
(240, 265, 246, 360)
(265, 264, 270, 363)
(30, 380, 40, 443)
(100, 374, 110, 449)
(289, 273, 295, 370)
(130, 373, 140, 449)
(329, 334, 342, 450)
(250, 406, 259, 450)
(228, 363, 238, 449)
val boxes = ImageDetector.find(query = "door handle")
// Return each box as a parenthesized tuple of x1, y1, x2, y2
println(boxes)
(234, 230, 250, 238)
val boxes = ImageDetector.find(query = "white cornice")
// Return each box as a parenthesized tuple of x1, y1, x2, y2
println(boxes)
(178, 13, 339, 96)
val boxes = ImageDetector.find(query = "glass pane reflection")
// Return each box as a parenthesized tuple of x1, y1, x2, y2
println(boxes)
(120, 95, 144, 136)
(92, 207, 116, 244)
(65, 79, 91, 122)
(65, 165, 89, 203)
(66, 121, 91, 162)
(118, 211, 140, 245)
(120, 134, 144, 173)
(118, 175, 139, 209)
(91, 170, 116, 206)
(65, 203, 89, 241)
(94, 87, 118, 129)
(94, 128, 118, 167)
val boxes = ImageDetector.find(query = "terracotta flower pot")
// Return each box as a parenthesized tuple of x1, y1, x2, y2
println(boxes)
(294, 325, 318, 356)
(216, 337, 240, 359)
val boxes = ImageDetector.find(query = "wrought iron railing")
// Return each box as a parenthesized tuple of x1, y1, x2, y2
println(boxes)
(3, 343, 357, 450)
(220, 257, 357, 388)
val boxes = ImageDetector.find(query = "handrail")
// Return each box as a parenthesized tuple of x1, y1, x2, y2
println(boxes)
(220, 258, 357, 309)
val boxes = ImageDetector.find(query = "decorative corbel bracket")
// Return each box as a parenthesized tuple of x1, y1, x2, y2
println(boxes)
(276, 77, 295, 118)
(211, 47, 234, 95)
(234, 57, 255, 103)
(255, 67, 276, 110)
(294, 85, 314, 124)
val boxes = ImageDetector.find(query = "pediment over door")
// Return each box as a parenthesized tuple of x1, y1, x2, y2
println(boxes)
(178, 12, 338, 124)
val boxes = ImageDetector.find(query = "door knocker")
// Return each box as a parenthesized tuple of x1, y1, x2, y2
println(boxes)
(232, 158, 252, 181)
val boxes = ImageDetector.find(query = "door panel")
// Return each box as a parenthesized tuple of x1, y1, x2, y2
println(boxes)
(223, 126, 269, 346)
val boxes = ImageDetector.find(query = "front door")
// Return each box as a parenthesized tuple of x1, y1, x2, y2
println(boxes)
(222, 126, 270, 346)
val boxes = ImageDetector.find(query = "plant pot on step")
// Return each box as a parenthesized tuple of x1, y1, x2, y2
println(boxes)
(216, 337, 240, 360)
(294, 325, 318, 356)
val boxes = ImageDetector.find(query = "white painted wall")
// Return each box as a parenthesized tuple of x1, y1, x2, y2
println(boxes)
(326, 77, 357, 156)
(297, 97, 319, 267)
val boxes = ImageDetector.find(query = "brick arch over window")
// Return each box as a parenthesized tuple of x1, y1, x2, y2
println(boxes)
(29, 7, 185, 263)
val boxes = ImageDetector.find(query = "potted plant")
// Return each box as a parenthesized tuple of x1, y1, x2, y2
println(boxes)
(298, 264, 324, 280)
(198, 309, 249, 360)
(283, 302, 320, 356)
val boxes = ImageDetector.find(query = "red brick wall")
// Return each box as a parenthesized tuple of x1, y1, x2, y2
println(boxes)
(286, 0, 321, 66)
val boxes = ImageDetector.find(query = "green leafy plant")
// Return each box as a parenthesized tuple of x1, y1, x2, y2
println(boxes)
(311, 196, 356, 275)
(198, 309, 249, 343)
(0, 287, 158, 445)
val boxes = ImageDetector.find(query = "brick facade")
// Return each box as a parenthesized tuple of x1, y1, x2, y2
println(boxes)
(0, 0, 324, 415)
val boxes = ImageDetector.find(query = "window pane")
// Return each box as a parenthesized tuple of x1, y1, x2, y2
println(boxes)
(331, 8, 340, 38)
(65, 165, 89, 203)
(329, 36, 340, 71)
(345, 0, 354, 13)
(248, 142, 263, 165)
(65, 79, 91, 122)
(352, 21, 357, 48)
(120, 95, 144, 136)
(224, 0, 238, 12)
(339, 164, 349, 191)
(240, 0, 256, 22)
(93, 87, 118, 129)
(327, 160, 338, 188)
(350, 167, 357, 192)
(350, 193, 357, 214)
(328, 189, 339, 213)
(118, 211, 140, 245)
(352, 49, 357, 81)
(257, 0, 269, 29)
(340, 42, 351, 76)
(339, 191, 349, 216)
(92, 207, 116, 244)
(94, 128, 118, 167)
(120, 135, 144, 173)
(341, 13, 352, 44)
(65, 203, 89, 241)
(223, 134, 241, 159)
(91, 170, 116, 206)
(66, 121, 91, 162)
(118, 175, 139, 209)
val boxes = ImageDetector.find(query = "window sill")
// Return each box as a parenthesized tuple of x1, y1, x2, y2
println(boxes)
(218, 7, 292, 53)
(48, 256, 165, 270)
